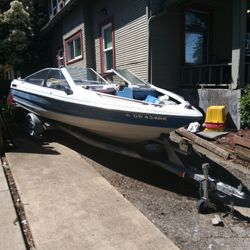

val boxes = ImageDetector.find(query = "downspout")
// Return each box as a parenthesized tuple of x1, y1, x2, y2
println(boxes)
(146, 0, 151, 82)
(147, 0, 171, 83)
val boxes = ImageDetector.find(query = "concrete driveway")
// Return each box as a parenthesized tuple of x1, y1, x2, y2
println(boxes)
(4, 124, 178, 250)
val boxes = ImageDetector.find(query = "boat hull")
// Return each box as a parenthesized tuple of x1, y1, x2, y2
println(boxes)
(11, 89, 200, 142)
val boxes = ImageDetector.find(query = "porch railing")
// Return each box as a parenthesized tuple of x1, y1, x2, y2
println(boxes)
(180, 63, 232, 88)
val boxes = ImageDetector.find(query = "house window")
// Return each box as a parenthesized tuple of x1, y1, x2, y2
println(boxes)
(52, 0, 57, 15)
(49, 0, 64, 18)
(65, 30, 83, 64)
(184, 9, 209, 64)
(100, 18, 115, 72)
(58, 0, 64, 10)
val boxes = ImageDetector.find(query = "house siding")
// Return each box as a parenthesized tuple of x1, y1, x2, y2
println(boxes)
(83, 2, 96, 68)
(62, 2, 86, 68)
(63, 23, 86, 68)
(49, 1, 87, 68)
(92, 0, 148, 79)
(150, 6, 181, 89)
(211, 0, 232, 63)
(150, 0, 165, 15)
(50, 22, 63, 67)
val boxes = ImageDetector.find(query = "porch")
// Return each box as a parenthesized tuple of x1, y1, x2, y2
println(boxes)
(149, 0, 249, 129)
(150, 0, 248, 90)
(181, 62, 250, 89)
(180, 63, 232, 88)
(179, 0, 248, 89)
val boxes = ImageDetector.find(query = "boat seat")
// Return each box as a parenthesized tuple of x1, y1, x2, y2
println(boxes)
(133, 89, 158, 100)
(117, 87, 133, 99)
(145, 95, 160, 104)
(94, 87, 116, 95)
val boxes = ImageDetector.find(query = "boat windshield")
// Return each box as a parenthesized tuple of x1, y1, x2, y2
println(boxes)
(66, 67, 108, 85)
(112, 69, 148, 86)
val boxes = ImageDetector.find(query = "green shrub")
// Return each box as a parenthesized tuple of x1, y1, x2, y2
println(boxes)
(240, 84, 250, 128)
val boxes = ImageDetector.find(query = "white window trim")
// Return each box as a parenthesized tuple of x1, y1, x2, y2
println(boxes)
(101, 23, 113, 72)
(67, 38, 81, 62)
(65, 31, 83, 64)
(49, 0, 64, 18)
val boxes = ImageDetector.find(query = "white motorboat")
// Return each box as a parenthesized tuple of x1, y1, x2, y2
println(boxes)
(10, 67, 203, 142)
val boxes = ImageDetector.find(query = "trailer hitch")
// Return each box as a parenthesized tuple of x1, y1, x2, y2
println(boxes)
(193, 163, 250, 213)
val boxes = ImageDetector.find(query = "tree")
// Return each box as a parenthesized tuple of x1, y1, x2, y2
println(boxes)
(0, 1, 32, 66)
(240, 84, 250, 128)
(0, 0, 48, 75)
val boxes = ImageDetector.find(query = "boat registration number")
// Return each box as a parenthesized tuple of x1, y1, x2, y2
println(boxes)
(126, 113, 167, 121)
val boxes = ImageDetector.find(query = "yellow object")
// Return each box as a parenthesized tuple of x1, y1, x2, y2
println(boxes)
(205, 106, 226, 123)
(205, 106, 226, 132)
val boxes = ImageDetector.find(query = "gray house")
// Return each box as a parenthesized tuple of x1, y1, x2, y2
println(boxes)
(42, 0, 248, 129)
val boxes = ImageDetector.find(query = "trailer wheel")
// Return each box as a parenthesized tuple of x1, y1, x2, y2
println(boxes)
(26, 113, 43, 138)
(197, 199, 209, 214)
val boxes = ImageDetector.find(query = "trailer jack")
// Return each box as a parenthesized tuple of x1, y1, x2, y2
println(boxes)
(192, 163, 249, 213)
(196, 163, 211, 213)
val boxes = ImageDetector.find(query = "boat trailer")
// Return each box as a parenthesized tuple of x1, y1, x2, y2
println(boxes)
(21, 112, 250, 213)
(55, 124, 249, 214)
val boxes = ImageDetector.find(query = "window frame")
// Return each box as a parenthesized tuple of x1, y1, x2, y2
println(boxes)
(99, 17, 116, 73)
(181, 4, 212, 65)
(64, 30, 83, 65)
(49, 0, 65, 19)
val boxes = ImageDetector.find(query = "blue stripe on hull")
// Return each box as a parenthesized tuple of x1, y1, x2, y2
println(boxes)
(12, 89, 199, 129)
